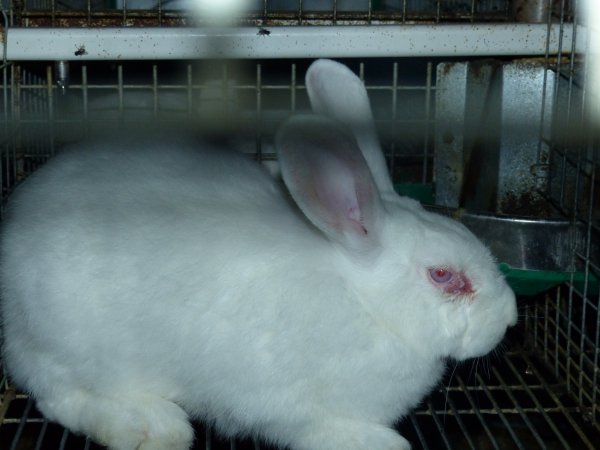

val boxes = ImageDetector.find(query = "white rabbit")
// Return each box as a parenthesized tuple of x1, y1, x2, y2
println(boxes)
(0, 59, 517, 450)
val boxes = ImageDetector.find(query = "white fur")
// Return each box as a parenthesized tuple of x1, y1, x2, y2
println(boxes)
(0, 60, 517, 450)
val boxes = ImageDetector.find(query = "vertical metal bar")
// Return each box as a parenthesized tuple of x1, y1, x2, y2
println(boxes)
(594, 288, 600, 426)
(186, 63, 193, 117)
(290, 62, 296, 112)
(581, 157, 597, 424)
(558, 149, 568, 209)
(8, 396, 34, 450)
(152, 64, 158, 119)
(205, 427, 212, 450)
(408, 412, 430, 450)
(255, 62, 262, 161)
(536, 0, 554, 168)
(572, 160, 585, 409)
(554, 288, 561, 376)
(518, 351, 595, 448)
(422, 61, 432, 183)
(543, 291, 549, 362)
(475, 372, 526, 449)
(82, 64, 89, 137)
(9, 63, 16, 192)
(51, 0, 56, 26)
(187, 64, 193, 117)
(332, 0, 337, 24)
(443, 392, 476, 449)
(1, 52, 7, 209)
(523, 298, 530, 343)
(389, 61, 398, 178)
(46, 64, 54, 156)
(33, 419, 49, 450)
(566, 267, 574, 392)
(593, 152, 600, 425)
(118, 64, 124, 124)
(222, 63, 229, 116)
(455, 375, 500, 450)
(58, 428, 69, 450)
(491, 366, 547, 448)
(426, 400, 452, 449)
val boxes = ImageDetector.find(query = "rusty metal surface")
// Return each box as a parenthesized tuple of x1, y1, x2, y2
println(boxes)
(11, 10, 513, 28)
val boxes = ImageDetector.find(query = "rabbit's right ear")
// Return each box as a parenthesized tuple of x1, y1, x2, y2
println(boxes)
(305, 59, 395, 197)
(275, 114, 382, 254)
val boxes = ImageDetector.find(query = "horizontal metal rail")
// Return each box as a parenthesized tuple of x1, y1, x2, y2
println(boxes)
(3, 23, 586, 61)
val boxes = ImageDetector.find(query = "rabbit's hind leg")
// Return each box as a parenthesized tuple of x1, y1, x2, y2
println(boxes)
(36, 387, 194, 450)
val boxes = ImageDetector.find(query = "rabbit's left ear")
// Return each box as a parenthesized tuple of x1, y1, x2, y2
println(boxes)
(305, 59, 395, 197)
(275, 114, 382, 254)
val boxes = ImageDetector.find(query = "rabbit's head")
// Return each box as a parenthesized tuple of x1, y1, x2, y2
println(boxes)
(275, 59, 517, 362)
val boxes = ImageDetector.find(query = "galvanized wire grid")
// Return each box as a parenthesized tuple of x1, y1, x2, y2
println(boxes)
(2, 340, 600, 450)
(1, 1, 599, 450)
(0, 58, 436, 203)
(11, 0, 515, 27)
(0, 57, 599, 450)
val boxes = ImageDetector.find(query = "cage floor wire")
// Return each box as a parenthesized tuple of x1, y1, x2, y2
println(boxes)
(1, 327, 599, 450)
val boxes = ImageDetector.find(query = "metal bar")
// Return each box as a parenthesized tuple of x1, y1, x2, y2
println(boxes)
(117, 64, 124, 122)
(58, 427, 69, 450)
(525, 350, 598, 447)
(33, 419, 49, 450)
(389, 61, 398, 179)
(4, 24, 588, 61)
(426, 399, 452, 449)
(422, 61, 432, 183)
(491, 366, 547, 448)
(152, 63, 158, 119)
(255, 62, 262, 161)
(474, 372, 525, 450)
(290, 62, 296, 112)
(535, 304, 598, 385)
(442, 389, 477, 449)
(408, 411, 430, 450)
(455, 374, 500, 450)
(45, 65, 54, 157)
(82, 64, 88, 134)
(504, 351, 580, 449)
(9, 396, 34, 450)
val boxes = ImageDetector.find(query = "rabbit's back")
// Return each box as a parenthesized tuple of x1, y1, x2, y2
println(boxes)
(0, 138, 306, 393)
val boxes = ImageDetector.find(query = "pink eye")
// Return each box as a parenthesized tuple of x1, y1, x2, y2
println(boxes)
(427, 267, 475, 297)
(429, 267, 453, 283)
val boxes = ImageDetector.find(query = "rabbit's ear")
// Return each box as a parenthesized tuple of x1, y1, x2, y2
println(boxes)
(305, 59, 395, 197)
(276, 115, 381, 254)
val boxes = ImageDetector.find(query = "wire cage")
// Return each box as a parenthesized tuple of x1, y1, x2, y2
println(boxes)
(1, 1, 599, 449)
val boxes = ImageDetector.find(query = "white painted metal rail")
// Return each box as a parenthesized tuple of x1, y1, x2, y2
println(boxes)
(3, 23, 586, 61)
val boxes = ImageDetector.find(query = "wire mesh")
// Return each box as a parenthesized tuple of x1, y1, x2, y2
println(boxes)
(12, 0, 515, 26)
(0, 58, 436, 200)
(1, 0, 599, 449)
(3, 341, 600, 449)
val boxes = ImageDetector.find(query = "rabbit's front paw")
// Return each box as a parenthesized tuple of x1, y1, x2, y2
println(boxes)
(293, 418, 411, 450)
